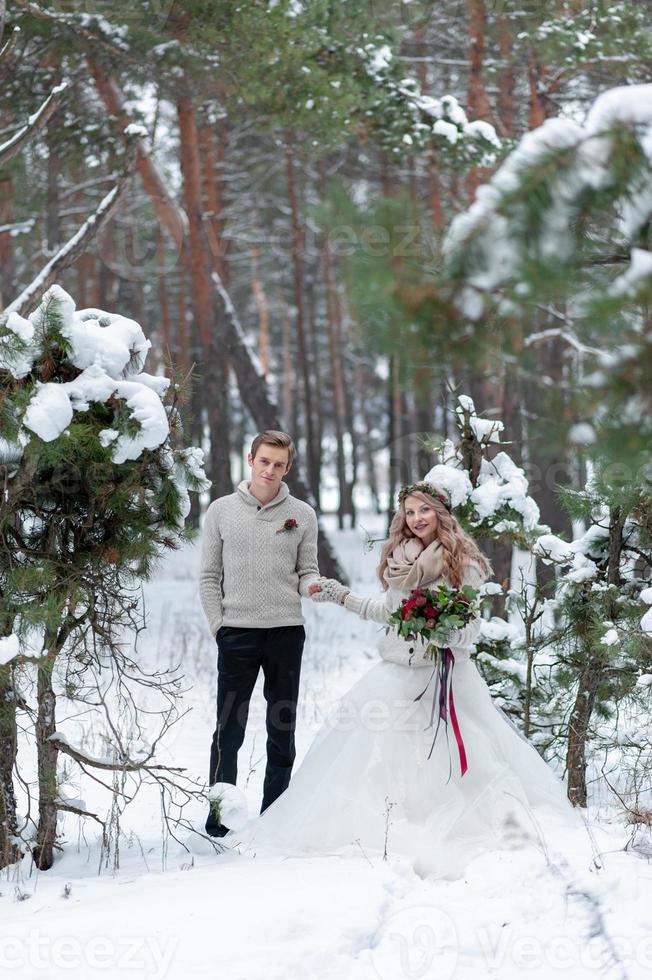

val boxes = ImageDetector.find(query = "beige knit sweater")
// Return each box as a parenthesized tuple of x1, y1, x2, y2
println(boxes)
(199, 479, 320, 634)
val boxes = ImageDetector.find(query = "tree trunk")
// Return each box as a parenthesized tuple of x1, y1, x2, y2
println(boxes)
(279, 289, 297, 435)
(0, 665, 21, 869)
(465, 0, 493, 199)
(156, 226, 172, 366)
(466, 0, 492, 120)
(0, 172, 15, 309)
(177, 85, 231, 499)
(527, 50, 546, 129)
(566, 507, 624, 806)
(323, 233, 349, 527)
(497, 15, 515, 138)
(213, 271, 347, 582)
(88, 61, 186, 249)
(357, 362, 381, 514)
(336, 291, 357, 526)
(46, 117, 61, 251)
(250, 245, 269, 376)
(566, 649, 601, 807)
(305, 277, 323, 511)
(286, 138, 319, 501)
(33, 654, 58, 870)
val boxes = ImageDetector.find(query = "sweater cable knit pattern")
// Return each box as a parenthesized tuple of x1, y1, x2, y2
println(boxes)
(199, 479, 320, 635)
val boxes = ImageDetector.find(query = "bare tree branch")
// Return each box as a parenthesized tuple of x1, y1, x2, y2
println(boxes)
(49, 733, 186, 774)
(0, 80, 68, 168)
(88, 62, 187, 248)
(57, 800, 107, 834)
(3, 138, 138, 317)
(0, 3, 7, 48)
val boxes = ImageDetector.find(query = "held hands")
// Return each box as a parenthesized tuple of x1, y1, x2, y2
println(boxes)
(309, 577, 350, 605)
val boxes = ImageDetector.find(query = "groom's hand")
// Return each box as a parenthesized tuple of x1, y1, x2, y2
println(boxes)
(308, 582, 322, 596)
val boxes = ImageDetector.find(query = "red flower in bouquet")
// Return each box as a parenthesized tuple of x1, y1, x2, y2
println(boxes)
(387, 583, 480, 659)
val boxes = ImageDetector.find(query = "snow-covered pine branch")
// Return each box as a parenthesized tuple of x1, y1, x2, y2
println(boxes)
(12, 0, 139, 65)
(443, 83, 652, 320)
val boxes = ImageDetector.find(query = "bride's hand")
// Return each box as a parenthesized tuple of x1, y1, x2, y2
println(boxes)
(310, 577, 350, 605)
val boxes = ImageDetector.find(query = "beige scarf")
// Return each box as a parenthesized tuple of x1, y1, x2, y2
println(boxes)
(383, 537, 448, 592)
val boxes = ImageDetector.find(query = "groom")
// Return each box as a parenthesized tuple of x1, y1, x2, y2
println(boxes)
(199, 430, 320, 836)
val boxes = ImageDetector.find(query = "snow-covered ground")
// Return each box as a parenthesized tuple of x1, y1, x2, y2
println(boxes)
(2, 515, 652, 980)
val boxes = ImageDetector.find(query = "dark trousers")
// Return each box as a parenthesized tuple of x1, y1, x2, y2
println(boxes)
(208, 624, 305, 818)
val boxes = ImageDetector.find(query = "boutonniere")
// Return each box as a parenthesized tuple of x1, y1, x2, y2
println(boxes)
(276, 518, 298, 533)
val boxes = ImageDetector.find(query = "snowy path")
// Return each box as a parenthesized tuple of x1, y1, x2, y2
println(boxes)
(2, 517, 651, 979)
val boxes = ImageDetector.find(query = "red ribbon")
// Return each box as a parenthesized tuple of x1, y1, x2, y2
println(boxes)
(415, 647, 468, 779)
(447, 659, 468, 776)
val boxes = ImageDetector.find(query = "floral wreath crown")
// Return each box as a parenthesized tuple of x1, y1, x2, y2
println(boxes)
(397, 481, 452, 512)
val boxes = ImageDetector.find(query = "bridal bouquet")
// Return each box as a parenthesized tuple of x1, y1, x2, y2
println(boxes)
(388, 583, 481, 778)
(387, 583, 480, 661)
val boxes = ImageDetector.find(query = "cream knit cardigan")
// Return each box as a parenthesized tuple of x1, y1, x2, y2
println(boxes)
(199, 479, 320, 635)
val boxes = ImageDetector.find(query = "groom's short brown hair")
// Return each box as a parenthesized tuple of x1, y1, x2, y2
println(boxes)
(250, 430, 296, 468)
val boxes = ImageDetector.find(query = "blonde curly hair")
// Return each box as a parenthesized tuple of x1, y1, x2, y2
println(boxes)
(377, 486, 492, 590)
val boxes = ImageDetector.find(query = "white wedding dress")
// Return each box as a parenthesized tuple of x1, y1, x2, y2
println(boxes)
(226, 568, 592, 879)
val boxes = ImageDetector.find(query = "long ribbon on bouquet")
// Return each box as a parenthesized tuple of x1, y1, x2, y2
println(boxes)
(414, 646, 468, 780)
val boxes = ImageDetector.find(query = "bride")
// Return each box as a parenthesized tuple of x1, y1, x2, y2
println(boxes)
(225, 481, 589, 878)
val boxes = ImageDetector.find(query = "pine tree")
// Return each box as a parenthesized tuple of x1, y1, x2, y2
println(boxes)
(422, 393, 652, 808)
(0, 285, 210, 869)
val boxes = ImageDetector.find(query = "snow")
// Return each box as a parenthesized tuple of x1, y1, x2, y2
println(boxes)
(365, 43, 393, 75)
(564, 554, 599, 583)
(472, 454, 541, 530)
(640, 587, 652, 604)
(432, 118, 459, 143)
(20, 365, 170, 461)
(479, 617, 523, 646)
(423, 463, 473, 507)
(105, 379, 169, 463)
(49, 294, 151, 377)
(600, 628, 619, 647)
(610, 247, 652, 296)
(641, 605, 652, 637)
(481, 582, 504, 596)
(11, 288, 171, 465)
(2, 517, 651, 979)
(424, 397, 541, 532)
(207, 783, 249, 831)
(22, 382, 73, 441)
(477, 649, 528, 683)
(123, 123, 148, 138)
(584, 83, 652, 137)
(5, 311, 34, 344)
(0, 633, 20, 665)
(533, 534, 575, 564)
(568, 422, 596, 445)
(469, 415, 504, 443)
